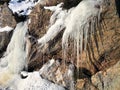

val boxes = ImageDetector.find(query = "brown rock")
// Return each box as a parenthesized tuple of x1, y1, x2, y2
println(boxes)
(28, 4, 52, 38)
(91, 60, 120, 90)
(40, 0, 63, 6)
(0, 3, 16, 28)
(0, 31, 13, 57)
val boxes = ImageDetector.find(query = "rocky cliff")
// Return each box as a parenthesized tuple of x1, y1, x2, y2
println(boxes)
(0, 0, 120, 90)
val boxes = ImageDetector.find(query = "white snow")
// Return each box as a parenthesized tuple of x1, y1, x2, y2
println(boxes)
(8, 0, 35, 15)
(0, 26, 13, 32)
(15, 71, 65, 90)
(8, 0, 46, 15)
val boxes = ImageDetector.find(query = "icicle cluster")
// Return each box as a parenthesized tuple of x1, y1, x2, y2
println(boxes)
(62, 0, 103, 68)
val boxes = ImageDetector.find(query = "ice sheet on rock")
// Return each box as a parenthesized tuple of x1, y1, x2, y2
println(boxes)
(0, 26, 13, 32)
(62, 0, 103, 68)
(8, 0, 43, 15)
(38, 3, 69, 46)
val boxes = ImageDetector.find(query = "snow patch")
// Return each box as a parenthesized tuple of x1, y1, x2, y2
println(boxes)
(0, 26, 13, 32)
(8, 0, 45, 15)
(15, 71, 65, 90)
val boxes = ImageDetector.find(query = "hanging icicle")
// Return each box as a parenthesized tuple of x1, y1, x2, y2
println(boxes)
(62, 0, 103, 69)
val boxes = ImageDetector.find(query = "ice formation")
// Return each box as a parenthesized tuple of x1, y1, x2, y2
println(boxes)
(62, 0, 103, 68)
(0, 22, 66, 90)
(0, 22, 28, 88)
(38, 3, 69, 46)
(0, 26, 13, 32)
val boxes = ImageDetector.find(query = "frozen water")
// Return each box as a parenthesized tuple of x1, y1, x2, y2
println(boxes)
(0, 26, 13, 32)
(38, 3, 69, 47)
(0, 21, 28, 88)
(62, 0, 102, 68)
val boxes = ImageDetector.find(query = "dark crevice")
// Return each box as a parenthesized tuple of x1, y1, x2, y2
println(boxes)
(13, 13, 28, 23)
(115, 0, 120, 18)
(63, 0, 82, 9)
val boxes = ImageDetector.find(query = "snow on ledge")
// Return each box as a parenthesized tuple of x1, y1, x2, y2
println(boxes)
(0, 26, 13, 32)
(16, 71, 65, 90)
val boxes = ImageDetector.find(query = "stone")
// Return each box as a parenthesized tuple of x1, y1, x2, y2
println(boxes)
(0, 3, 16, 28)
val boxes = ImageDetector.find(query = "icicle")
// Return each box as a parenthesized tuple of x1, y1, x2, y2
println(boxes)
(62, 0, 103, 74)
(84, 23, 89, 51)
(76, 32, 80, 78)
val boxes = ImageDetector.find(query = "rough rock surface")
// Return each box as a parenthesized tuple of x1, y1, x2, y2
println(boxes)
(0, 0, 120, 90)
(76, 60, 120, 90)
(91, 61, 120, 90)
(28, 0, 120, 89)
(28, 4, 52, 38)
(0, 3, 16, 28)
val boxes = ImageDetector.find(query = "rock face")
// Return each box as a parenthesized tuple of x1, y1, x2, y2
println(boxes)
(91, 61, 120, 90)
(0, 0, 120, 90)
(28, 4, 52, 38)
(76, 60, 120, 90)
